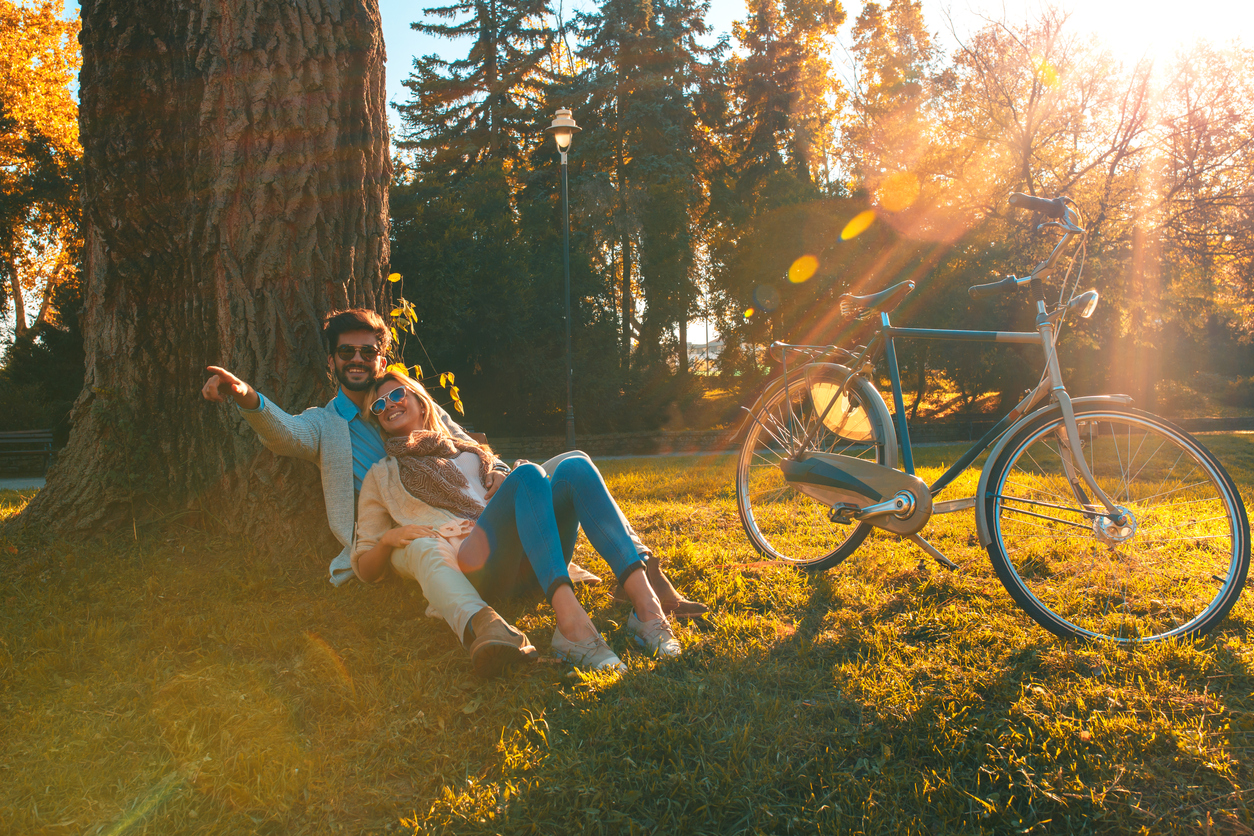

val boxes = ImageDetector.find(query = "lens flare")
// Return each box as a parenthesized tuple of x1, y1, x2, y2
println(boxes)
(744, 307, 756, 319)
(841, 210, 877, 241)
(788, 255, 819, 284)
(754, 285, 781, 312)
(1034, 57, 1059, 88)
(876, 172, 920, 213)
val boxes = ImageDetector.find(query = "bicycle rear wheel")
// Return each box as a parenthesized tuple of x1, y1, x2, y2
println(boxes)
(736, 363, 896, 570)
(984, 406, 1249, 642)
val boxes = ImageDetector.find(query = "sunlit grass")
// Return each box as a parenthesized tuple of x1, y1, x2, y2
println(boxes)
(1, 434, 1252, 834)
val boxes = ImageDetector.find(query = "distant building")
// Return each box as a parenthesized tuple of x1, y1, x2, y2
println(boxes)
(687, 340, 723, 373)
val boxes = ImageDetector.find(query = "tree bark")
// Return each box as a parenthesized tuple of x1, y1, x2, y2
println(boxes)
(23, 0, 390, 554)
(8, 272, 26, 338)
(621, 232, 634, 368)
(678, 314, 688, 376)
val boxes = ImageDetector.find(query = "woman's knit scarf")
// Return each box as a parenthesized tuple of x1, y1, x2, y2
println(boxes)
(386, 430, 495, 520)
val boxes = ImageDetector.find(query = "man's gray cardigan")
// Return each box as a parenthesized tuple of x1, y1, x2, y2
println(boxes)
(239, 394, 476, 585)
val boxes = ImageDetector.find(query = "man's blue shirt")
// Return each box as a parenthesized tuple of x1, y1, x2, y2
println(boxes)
(330, 389, 388, 494)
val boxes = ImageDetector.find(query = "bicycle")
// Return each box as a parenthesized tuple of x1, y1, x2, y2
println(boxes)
(735, 193, 1250, 643)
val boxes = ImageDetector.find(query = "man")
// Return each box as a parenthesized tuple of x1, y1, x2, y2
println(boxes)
(203, 309, 702, 674)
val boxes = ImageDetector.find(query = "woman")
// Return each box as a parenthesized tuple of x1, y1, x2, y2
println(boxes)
(352, 371, 680, 671)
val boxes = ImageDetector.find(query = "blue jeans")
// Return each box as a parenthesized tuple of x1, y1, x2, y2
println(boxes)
(458, 455, 645, 602)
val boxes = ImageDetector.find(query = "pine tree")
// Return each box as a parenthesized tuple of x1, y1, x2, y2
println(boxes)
(573, 0, 717, 374)
(396, 0, 556, 174)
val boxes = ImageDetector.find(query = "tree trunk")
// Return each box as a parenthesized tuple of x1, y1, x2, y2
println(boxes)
(678, 315, 688, 376)
(8, 272, 26, 338)
(621, 232, 634, 368)
(23, 0, 390, 554)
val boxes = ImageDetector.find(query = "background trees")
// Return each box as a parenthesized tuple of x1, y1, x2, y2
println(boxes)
(0, 0, 79, 341)
(385, 0, 1253, 437)
(4, 0, 1252, 498)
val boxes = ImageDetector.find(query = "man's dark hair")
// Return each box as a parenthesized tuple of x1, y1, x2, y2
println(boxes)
(322, 308, 390, 356)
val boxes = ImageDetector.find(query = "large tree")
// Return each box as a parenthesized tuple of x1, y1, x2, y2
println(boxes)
(23, 0, 391, 548)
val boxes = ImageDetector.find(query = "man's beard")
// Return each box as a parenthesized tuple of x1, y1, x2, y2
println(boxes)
(335, 364, 377, 392)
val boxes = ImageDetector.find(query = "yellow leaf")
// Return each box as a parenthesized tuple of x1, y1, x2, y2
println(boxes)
(386, 363, 409, 376)
(411, 365, 422, 379)
(440, 373, 448, 388)
(445, 372, 455, 385)
(454, 400, 465, 415)
(405, 307, 418, 322)
(390, 327, 398, 342)
(388, 273, 402, 282)
(390, 308, 402, 317)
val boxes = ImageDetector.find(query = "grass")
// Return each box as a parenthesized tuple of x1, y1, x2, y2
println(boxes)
(2, 435, 1253, 835)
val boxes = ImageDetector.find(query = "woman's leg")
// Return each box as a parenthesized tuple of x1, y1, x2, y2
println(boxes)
(549, 455, 666, 625)
(459, 464, 599, 642)
(548, 451, 707, 620)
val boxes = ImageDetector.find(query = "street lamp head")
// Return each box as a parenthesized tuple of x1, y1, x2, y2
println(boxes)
(546, 107, 580, 152)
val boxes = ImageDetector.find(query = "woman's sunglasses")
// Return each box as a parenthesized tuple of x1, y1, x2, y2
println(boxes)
(369, 387, 407, 415)
(335, 344, 381, 362)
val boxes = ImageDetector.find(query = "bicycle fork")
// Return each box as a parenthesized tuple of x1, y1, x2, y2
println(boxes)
(1035, 301, 1125, 524)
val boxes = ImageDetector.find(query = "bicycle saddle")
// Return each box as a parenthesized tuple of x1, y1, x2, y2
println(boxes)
(838, 280, 915, 319)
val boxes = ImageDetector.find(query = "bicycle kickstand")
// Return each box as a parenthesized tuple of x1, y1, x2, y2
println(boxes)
(905, 533, 959, 571)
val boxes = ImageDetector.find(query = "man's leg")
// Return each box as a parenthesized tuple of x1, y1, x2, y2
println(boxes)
(390, 541, 536, 676)
(540, 450, 708, 619)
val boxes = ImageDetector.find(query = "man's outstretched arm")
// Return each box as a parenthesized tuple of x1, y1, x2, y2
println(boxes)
(202, 365, 320, 462)
(202, 366, 261, 410)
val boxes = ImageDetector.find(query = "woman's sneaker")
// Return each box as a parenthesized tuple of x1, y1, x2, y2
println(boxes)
(626, 612, 681, 658)
(551, 626, 626, 672)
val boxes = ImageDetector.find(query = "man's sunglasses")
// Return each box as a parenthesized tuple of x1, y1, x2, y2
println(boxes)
(369, 387, 407, 415)
(335, 344, 381, 362)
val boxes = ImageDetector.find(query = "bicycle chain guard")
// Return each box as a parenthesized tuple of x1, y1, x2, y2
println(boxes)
(780, 453, 933, 535)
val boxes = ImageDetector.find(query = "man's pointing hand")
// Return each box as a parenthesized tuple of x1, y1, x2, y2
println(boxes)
(203, 366, 260, 410)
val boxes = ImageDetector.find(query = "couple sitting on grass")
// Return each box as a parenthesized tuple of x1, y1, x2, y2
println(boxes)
(202, 308, 705, 675)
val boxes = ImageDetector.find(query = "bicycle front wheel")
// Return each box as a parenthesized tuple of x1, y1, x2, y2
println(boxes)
(736, 363, 896, 570)
(985, 407, 1249, 642)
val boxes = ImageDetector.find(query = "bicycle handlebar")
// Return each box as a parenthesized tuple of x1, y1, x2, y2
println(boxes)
(1008, 192, 1066, 219)
(968, 276, 1020, 300)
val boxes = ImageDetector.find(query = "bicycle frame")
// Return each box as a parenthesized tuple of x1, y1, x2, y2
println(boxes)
(877, 305, 1123, 521)
(776, 201, 1127, 521)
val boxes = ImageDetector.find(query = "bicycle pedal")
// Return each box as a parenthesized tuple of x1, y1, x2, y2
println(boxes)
(829, 503, 859, 524)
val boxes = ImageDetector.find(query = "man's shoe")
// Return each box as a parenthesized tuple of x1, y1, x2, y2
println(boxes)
(551, 626, 626, 672)
(466, 607, 538, 677)
(626, 611, 681, 658)
(614, 557, 709, 621)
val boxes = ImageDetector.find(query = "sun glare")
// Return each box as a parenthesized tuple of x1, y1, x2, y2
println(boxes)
(945, 1, 1254, 64)
(841, 210, 877, 241)
(788, 255, 819, 283)
(1083, 0, 1253, 60)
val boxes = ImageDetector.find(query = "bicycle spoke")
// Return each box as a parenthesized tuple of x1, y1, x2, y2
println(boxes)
(989, 409, 1247, 643)
(737, 368, 893, 566)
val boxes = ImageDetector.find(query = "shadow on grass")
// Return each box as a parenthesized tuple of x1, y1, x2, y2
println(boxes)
(3, 437, 1254, 836)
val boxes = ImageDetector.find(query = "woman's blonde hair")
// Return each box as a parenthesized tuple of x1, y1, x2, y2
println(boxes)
(366, 371, 490, 455)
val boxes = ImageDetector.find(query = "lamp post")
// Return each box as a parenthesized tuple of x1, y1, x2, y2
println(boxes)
(546, 107, 581, 450)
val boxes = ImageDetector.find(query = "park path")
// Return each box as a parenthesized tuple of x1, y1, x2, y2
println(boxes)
(0, 477, 44, 490)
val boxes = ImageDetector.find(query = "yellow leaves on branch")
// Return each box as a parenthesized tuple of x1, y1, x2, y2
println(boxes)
(1, 0, 80, 327)
(0, 0, 81, 161)
(384, 284, 464, 414)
